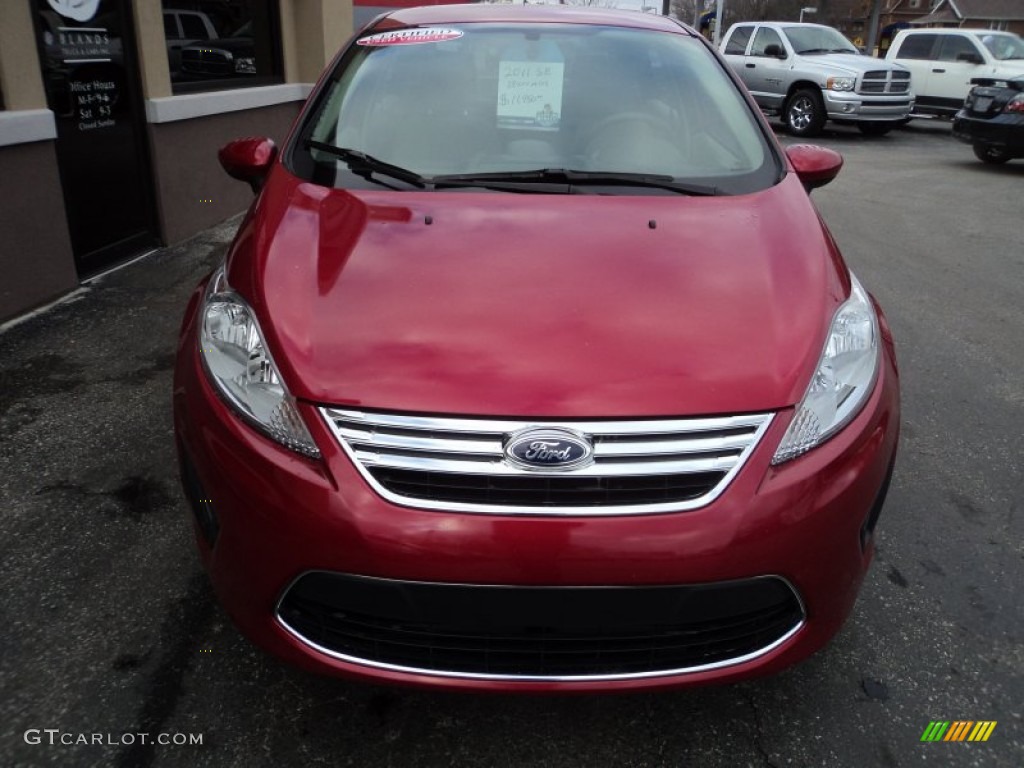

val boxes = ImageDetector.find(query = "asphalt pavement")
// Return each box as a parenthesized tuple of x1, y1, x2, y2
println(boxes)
(1, 119, 1021, 768)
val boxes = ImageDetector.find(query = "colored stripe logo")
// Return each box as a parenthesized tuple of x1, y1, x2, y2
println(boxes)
(921, 721, 997, 742)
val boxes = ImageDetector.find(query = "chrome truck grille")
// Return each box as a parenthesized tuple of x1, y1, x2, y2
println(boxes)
(859, 70, 911, 95)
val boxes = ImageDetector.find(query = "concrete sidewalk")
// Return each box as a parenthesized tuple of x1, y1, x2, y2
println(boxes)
(0, 215, 239, 768)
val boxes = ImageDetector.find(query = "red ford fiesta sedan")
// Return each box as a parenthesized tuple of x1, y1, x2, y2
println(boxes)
(172, 5, 899, 692)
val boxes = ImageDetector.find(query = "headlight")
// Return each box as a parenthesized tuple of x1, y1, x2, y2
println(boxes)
(772, 274, 879, 464)
(827, 76, 856, 92)
(199, 267, 320, 458)
(235, 57, 256, 74)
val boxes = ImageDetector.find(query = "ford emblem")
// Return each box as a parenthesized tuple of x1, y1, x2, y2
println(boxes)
(504, 428, 594, 472)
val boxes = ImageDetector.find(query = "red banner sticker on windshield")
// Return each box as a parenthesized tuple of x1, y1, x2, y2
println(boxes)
(357, 28, 463, 46)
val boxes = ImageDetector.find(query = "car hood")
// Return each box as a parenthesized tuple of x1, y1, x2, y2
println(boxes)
(226, 169, 849, 418)
(801, 52, 897, 74)
(993, 60, 1024, 75)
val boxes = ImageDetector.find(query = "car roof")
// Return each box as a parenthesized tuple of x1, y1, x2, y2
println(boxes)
(963, 29, 1018, 37)
(368, 4, 694, 36)
(745, 22, 833, 28)
(899, 27, 1016, 36)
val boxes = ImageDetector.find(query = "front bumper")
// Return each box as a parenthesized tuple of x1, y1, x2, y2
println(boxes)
(953, 110, 1024, 154)
(172, 286, 900, 692)
(824, 90, 913, 122)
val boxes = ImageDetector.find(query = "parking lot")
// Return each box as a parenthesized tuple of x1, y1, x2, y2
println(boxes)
(1, 119, 1021, 768)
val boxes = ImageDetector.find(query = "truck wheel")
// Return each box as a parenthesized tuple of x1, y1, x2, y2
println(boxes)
(973, 144, 1011, 164)
(858, 122, 892, 136)
(785, 89, 826, 137)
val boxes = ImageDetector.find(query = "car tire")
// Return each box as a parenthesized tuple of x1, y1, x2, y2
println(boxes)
(973, 144, 1011, 164)
(785, 89, 826, 138)
(858, 122, 892, 136)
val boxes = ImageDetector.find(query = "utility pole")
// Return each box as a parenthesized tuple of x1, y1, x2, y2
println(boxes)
(865, 0, 884, 57)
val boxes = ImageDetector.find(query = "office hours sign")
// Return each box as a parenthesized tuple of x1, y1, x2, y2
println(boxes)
(33, 0, 158, 274)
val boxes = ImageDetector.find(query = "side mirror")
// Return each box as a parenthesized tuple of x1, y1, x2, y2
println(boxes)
(786, 144, 843, 191)
(956, 51, 983, 64)
(763, 43, 787, 58)
(218, 137, 277, 193)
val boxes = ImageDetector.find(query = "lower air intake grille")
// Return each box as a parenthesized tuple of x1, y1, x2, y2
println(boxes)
(278, 573, 805, 680)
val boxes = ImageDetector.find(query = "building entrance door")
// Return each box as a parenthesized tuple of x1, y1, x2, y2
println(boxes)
(33, 0, 159, 277)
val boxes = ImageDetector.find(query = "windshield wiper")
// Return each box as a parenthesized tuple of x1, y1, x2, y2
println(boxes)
(300, 154, 718, 196)
(305, 140, 426, 188)
(431, 169, 718, 196)
(796, 48, 831, 54)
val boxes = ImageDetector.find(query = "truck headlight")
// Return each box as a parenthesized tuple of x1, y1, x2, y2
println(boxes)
(827, 76, 856, 92)
(199, 266, 320, 458)
(772, 274, 879, 464)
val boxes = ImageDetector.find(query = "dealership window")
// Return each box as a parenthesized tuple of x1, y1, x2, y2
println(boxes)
(162, 1, 283, 94)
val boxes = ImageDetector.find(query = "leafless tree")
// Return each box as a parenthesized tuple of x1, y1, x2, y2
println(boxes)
(668, 0, 852, 27)
(479, 0, 861, 28)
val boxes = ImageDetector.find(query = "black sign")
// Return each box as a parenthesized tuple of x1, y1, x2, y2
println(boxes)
(34, 0, 158, 276)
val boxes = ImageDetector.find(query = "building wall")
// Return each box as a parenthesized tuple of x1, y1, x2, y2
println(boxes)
(0, 1, 47, 111)
(146, 94, 306, 245)
(0, 0, 352, 323)
(978, 19, 1024, 34)
(0, 2, 77, 321)
(280, 0, 354, 84)
(0, 138, 78, 321)
(136, 0, 345, 247)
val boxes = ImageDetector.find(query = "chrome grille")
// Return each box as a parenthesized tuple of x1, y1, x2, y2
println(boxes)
(859, 70, 911, 95)
(320, 408, 773, 515)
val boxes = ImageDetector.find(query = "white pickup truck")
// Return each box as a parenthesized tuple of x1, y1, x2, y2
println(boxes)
(885, 28, 1024, 117)
(720, 22, 914, 136)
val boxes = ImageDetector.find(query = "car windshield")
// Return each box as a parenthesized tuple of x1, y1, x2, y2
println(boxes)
(783, 26, 858, 55)
(979, 33, 1024, 60)
(294, 23, 776, 195)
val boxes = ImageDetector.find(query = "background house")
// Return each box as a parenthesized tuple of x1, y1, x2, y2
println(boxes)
(835, 0, 1022, 54)
(912, 0, 1024, 34)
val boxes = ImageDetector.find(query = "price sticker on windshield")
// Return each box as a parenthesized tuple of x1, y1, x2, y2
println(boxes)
(496, 61, 565, 131)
